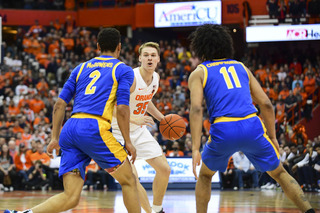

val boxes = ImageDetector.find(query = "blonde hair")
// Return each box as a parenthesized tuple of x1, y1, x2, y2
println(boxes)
(138, 42, 160, 56)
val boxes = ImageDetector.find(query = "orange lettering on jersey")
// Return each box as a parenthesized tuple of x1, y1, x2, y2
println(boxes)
(135, 94, 153, 101)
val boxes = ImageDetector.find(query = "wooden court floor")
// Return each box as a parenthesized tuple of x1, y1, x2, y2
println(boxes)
(1, 189, 320, 213)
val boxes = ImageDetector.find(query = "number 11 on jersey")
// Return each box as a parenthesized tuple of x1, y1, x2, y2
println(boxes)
(219, 66, 242, 89)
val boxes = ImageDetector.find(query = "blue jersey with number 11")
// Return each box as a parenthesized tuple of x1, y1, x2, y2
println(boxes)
(200, 59, 257, 124)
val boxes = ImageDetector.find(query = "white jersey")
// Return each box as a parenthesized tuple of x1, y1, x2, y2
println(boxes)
(111, 67, 159, 132)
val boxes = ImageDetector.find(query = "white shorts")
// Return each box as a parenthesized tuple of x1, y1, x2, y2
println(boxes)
(112, 126, 163, 160)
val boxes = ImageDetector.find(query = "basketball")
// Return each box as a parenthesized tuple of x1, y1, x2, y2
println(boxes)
(159, 114, 186, 140)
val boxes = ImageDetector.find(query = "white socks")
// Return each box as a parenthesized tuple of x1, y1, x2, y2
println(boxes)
(152, 205, 162, 213)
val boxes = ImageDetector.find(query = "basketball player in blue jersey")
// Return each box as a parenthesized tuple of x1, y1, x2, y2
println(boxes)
(188, 24, 315, 213)
(5, 28, 141, 213)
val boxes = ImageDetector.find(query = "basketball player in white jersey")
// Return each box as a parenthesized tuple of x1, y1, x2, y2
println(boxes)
(111, 42, 171, 213)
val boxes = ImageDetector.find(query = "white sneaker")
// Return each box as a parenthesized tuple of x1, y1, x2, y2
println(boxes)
(266, 183, 276, 190)
(233, 186, 238, 190)
(261, 182, 271, 189)
(9, 186, 14, 192)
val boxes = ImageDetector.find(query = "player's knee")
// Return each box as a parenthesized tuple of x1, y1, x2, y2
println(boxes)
(268, 165, 286, 181)
(162, 164, 171, 177)
(118, 172, 136, 187)
(67, 195, 81, 208)
(199, 172, 214, 182)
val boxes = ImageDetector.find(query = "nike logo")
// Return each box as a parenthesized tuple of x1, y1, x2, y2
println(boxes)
(138, 88, 144, 90)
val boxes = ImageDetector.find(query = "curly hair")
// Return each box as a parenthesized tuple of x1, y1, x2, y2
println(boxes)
(189, 24, 234, 61)
(97, 28, 121, 53)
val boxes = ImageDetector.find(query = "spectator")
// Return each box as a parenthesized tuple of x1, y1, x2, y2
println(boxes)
(184, 138, 192, 157)
(232, 151, 259, 190)
(25, 160, 49, 190)
(36, 77, 49, 97)
(289, 0, 301, 24)
(29, 94, 45, 114)
(220, 157, 236, 190)
(303, 72, 316, 94)
(26, 19, 43, 37)
(83, 160, 102, 190)
(266, 0, 279, 19)
(292, 143, 318, 191)
(292, 75, 303, 90)
(278, 0, 287, 23)
(284, 90, 298, 120)
(14, 143, 33, 186)
(30, 141, 54, 189)
(8, 100, 20, 116)
(166, 141, 184, 157)
(8, 139, 18, 159)
(0, 144, 16, 191)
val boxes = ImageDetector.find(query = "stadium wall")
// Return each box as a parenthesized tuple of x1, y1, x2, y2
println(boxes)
(0, 0, 267, 27)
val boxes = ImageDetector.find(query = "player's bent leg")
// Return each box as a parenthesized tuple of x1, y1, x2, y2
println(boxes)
(111, 158, 141, 213)
(146, 154, 171, 207)
(267, 163, 313, 212)
(31, 171, 84, 213)
(131, 163, 152, 213)
(196, 163, 215, 213)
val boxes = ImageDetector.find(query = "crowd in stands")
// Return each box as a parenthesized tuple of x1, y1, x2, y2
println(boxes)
(266, 0, 320, 24)
(0, 18, 320, 192)
(0, 0, 197, 10)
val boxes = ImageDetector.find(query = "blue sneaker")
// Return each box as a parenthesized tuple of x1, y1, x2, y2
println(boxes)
(4, 210, 18, 213)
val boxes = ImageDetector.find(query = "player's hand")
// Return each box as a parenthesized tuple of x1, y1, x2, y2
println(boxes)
(131, 116, 155, 127)
(192, 150, 201, 180)
(125, 142, 136, 164)
(47, 139, 60, 159)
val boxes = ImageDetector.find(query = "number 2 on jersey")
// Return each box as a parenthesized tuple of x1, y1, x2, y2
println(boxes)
(219, 66, 242, 89)
(85, 70, 101, 95)
(133, 102, 149, 115)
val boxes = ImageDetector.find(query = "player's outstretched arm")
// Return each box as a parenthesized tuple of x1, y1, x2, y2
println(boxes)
(47, 98, 67, 158)
(188, 66, 204, 179)
(247, 68, 279, 152)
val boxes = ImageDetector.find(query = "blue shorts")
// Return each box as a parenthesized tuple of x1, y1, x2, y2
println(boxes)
(202, 114, 280, 172)
(58, 113, 127, 180)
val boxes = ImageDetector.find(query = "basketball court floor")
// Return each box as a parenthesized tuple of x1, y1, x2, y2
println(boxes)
(1, 189, 319, 213)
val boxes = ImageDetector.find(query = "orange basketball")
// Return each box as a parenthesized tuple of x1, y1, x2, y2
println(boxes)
(159, 114, 186, 140)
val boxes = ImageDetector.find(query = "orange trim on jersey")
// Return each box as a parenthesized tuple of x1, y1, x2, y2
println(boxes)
(198, 64, 208, 88)
(76, 62, 86, 83)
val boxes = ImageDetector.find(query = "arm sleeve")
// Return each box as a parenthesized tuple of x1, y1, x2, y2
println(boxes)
(59, 64, 81, 104)
(115, 64, 134, 106)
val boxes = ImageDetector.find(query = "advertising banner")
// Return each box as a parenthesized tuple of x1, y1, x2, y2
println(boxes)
(134, 158, 220, 183)
(246, 24, 320, 42)
(154, 1, 221, 28)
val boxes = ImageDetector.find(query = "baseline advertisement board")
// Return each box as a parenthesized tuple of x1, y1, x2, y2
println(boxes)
(154, 1, 221, 28)
(246, 24, 320, 42)
(134, 158, 219, 183)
